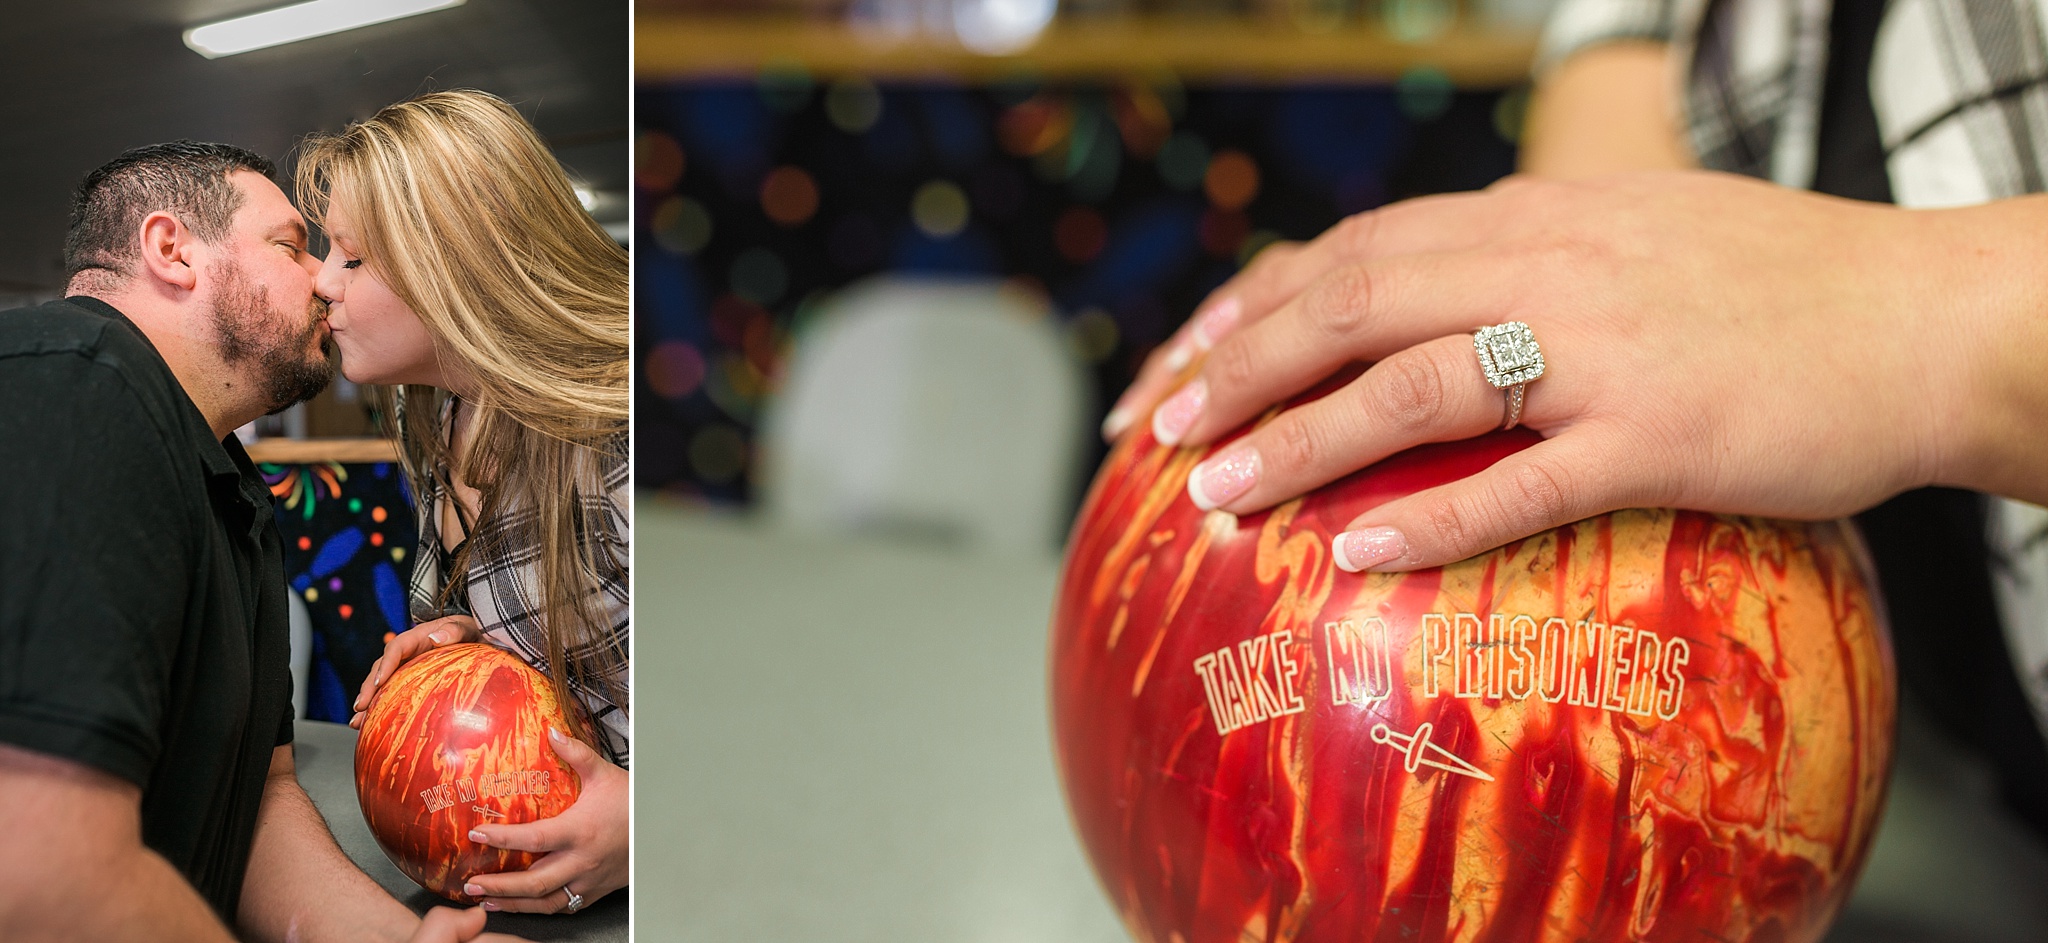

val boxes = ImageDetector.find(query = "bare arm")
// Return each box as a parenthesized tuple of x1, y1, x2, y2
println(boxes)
(0, 743, 236, 941)
(237, 744, 421, 943)
(1519, 40, 1694, 178)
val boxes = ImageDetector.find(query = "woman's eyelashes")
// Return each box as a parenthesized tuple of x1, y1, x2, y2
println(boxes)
(342, 258, 363, 270)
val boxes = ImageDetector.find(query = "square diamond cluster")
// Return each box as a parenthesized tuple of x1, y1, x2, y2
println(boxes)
(1474, 321, 1544, 388)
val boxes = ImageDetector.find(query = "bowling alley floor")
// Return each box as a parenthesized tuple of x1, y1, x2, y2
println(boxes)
(1823, 701, 2048, 943)
(641, 506, 2048, 943)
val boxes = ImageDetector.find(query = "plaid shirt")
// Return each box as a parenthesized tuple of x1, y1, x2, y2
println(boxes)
(1540, 0, 2048, 745)
(398, 389, 632, 768)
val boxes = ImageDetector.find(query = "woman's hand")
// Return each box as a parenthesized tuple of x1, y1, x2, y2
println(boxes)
(1126, 171, 2048, 570)
(460, 728, 629, 915)
(349, 615, 483, 728)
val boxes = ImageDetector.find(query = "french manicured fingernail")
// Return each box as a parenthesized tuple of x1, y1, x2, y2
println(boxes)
(1101, 406, 1134, 440)
(480, 901, 501, 912)
(1189, 297, 1242, 350)
(468, 830, 488, 843)
(1151, 379, 1207, 446)
(1162, 339, 1192, 372)
(429, 629, 453, 644)
(1332, 527, 1409, 572)
(465, 882, 486, 896)
(550, 727, 569, 744)
(1188, 444, 1259, 511)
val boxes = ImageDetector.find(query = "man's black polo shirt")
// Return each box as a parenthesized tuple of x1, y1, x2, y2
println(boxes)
(0, 296, 294, 920)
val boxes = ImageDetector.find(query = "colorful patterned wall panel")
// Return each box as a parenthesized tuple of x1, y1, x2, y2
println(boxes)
(262, 460, 416, 723)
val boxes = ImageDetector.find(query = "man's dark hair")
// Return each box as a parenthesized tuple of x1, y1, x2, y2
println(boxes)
(63, 140, 276, 283)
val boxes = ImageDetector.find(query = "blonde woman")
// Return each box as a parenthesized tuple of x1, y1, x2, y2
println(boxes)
(307, 90, 629, 916)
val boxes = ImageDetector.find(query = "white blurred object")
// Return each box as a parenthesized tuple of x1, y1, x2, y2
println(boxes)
(953, 0, 1058, 53)
(847, 0, 1057, 52)
(759, 277, 1089, 553)
(1468, 0, 1561, 31)
(289, 591, 313, 720)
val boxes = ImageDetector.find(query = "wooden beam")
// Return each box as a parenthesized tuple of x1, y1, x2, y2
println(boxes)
(246, 437, 400, 465)
(636, 16, 1537, 86)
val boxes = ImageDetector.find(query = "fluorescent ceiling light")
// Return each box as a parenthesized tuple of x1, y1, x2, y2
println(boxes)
(184, 0, 465, 59)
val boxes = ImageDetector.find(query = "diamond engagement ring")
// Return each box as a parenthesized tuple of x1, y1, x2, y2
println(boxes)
(563, 887, 586, 914)
(1473, 321, 1545, 431)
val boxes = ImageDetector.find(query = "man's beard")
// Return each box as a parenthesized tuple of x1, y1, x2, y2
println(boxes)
(210, 259, 339, 415)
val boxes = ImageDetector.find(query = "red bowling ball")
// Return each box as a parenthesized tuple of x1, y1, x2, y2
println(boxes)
(1050, 380, 1896, 943)
(355, 643, 581, 901)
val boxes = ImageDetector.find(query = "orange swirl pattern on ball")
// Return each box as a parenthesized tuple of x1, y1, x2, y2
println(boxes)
(1051, 416, 1895, 943)
(354, 643, 582, 901)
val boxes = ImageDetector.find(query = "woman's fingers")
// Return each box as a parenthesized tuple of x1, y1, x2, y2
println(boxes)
(1184, 334, 1515, 514)
(464, 852, 579, 901)
(352, 617, 487, 723)
(1103, 249, 1290, 440)
(1106, 189, 1517, 441)
(478, 886, 583, 915)
(1331, 433, 1652, 571)
(1155, 250, 1522, 450)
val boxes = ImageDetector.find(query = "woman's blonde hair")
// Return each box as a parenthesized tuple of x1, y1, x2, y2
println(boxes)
(295, 89, 628, 736)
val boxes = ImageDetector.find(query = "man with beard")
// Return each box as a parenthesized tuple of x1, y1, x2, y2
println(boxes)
(0, 142, 515, 942)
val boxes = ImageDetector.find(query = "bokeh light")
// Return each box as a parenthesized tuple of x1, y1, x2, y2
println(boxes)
(912, 180, 971, 238)
(651, 196, 712, 255)
(1203, 149, 1260, 211)
(635, 131, 685, 193)
(999, 98, 1066, 158)
(760, 165, 820, 226)
(1157, 130, 1209, 191)
(1199, 208, 1250, 258)
(1396, 65, 1455, 121)
(689, 424, 747, 484)
(1384, 0, 1455, 43)
(731, 248, 789, 305)
(1054, 205, 1107, 263)
(757, 61, 813, 113)
(1067, 307, 1120, 363)
(647, 340, 708, 399)
(953, 0, 1058, 55)
(1239, 228, 1285, 268)
(825, 78, 883, 133)
(1494, 85, 1531, 144)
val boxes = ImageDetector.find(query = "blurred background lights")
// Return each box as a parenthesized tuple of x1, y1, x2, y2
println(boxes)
(912, 180, 971, 238)
(652, 196, 712, 256)
(757, 61, 815, 112)
(1203, 149, 1260, 210)
(1053, 206, 1107, 263)
(1156, 130, 1209, 191)
(647, 341, 709, 400)
(951, 0, 1058, 55)
(1396, 65, 1456, 120)
(636, 132, 686, 192)
(826, 79, 885, 133)
(731, 248, 791, 306)
(1066, 308, 1121, 364)
(689, 424, 748, 485)
(760, 166, 821, 227)
(1384, 0, 1456, 43)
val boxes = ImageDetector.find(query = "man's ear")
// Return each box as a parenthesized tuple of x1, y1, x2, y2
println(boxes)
(136, 211, 200, 292)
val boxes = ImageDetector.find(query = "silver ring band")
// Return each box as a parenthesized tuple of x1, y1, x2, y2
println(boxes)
(563, 887, 586, 914)
(1501, 383, 1526, 431)
(1473, 321, 1544, 433)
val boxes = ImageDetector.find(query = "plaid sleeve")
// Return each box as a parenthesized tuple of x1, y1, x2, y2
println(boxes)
(1535, 0, 1686, 76)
